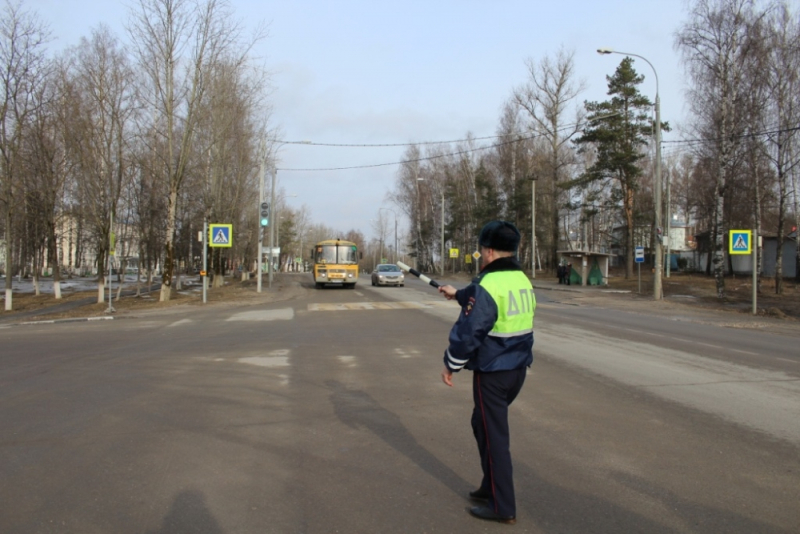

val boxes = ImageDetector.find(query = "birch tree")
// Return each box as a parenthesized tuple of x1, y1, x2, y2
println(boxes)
(128, 0, 255, 301)
(0, 0, 49, 310)
(676, 0, 760, 297)
(67, 25, 136, 303)
(513, 48, 585, 267)
(760, 3, 800, 293)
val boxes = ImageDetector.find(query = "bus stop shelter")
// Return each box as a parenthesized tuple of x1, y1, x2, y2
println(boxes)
(556, 250, 613, 286)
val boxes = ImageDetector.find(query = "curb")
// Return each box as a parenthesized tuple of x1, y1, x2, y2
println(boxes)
(533, 284, 584, 293)
(16, 316, 116, 326)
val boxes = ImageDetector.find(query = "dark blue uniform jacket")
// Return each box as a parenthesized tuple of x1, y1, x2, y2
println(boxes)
(443, 257, 535, 373)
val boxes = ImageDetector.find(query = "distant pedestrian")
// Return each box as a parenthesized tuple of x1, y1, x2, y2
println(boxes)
(557, 263, 564, 284)
(565, 263, 572, 285)
(437, 220, 535, 525)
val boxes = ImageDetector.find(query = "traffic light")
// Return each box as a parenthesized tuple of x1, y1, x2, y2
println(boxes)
(260, 202, 269, 227)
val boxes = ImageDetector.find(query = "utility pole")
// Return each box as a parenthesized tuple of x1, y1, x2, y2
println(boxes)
(202, 219, 208, 303)
(269, 166, 276, 288)
(257, 150, 266, 293)
(531, 175, 537, 278)
(106, 210, 115, 313)
(440, 191, 444, 276)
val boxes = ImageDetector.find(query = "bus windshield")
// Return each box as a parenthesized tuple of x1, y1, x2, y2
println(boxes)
(316, 245, 358, 265)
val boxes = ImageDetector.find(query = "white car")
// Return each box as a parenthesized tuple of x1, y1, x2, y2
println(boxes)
(371, 264, 404, 287)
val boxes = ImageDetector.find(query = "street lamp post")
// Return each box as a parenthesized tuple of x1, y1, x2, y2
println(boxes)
(415, 175, 424, 270)
(440, 191, 444, 276)
(257, 144, 266, 293)
(597, 48, 663, 300)
(269, 165, 277, 288)
(530, 175, 537, 278)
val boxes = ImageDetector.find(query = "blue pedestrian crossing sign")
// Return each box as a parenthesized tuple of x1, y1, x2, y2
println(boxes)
(209, 224, 233, 248)
(729, 229, 751, 255)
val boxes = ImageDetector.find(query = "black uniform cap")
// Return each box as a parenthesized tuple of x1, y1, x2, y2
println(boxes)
(478, 220, 521, 252)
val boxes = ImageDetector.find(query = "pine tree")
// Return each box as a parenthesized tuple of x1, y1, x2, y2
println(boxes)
(574, 57, 665, 278)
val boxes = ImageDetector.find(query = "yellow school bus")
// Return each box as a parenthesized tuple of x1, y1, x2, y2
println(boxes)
(312, 239, 360, 288)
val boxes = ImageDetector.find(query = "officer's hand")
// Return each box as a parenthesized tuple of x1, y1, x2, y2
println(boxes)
(438, 285, 457, 300)
(441, 366, 453, 387)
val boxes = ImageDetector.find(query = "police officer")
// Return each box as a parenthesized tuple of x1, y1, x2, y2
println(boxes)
(438, 220, 535, 525)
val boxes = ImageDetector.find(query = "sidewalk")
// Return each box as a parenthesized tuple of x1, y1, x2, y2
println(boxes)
(0, 283, 162, 325)
(532, 276, 602, 293)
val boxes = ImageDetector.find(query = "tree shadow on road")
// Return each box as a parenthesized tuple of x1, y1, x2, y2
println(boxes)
(514, 461, 794, 533)
(325, 379, 471, 498)
(146, 490, 224, 534)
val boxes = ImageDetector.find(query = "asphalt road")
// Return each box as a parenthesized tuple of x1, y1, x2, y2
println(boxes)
(0, 273, 798, 533)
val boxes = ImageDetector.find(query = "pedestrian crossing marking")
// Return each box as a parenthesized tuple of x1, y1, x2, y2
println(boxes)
(308, 301, 459, 312)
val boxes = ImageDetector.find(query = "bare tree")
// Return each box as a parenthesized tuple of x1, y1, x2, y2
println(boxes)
(0, 0, 50, 310)
(21, 58, 74, 299)
(128, 0, 261, 301)
(66, 25, 136, 303)
(759, 2, 800, 293)
(676, 0, 762, 298)
(513, 47, 586, 268)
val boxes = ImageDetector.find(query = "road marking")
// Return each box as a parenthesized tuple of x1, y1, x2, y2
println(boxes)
(730, 348, 759, 356)
(337, 355, 357, 367)
(239, 356, 289, 367)
(308, 301, 458, 312)
(168, 319, 192, 327)
(353, 291, 364, 297)
(776, 357, 797, 364)
(227, 308, 294, 321)
(697, 342, 723, 350)
(239, 349, 291, 368)
(394, 347, 421, 358)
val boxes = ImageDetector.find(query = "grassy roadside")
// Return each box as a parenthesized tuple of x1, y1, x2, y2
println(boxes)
(0, 274, 304, 322)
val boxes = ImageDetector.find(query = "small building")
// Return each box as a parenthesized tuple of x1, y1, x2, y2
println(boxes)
(762, 230, 797, 278)
(692, 230, 797, 278)
(557, 250, 613, 286)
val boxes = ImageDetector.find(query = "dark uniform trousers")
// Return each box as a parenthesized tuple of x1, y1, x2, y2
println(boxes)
(472, 367, 527, 518)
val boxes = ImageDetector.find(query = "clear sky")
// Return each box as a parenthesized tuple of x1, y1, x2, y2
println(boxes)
(29, 0, 691, 243)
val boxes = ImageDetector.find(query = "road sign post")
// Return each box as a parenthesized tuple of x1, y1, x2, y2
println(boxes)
(729, 229, 757, 314)
(635, 246, 645, 294)
(752, 229, 758, 315)
(202, 219, 208, 303)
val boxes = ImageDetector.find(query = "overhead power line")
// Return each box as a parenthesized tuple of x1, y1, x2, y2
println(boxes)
(276, 134, 507, 148)
(277, 131, 549, 172)
(276, 115, 620, 172)
(662, 124, 800, 145)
